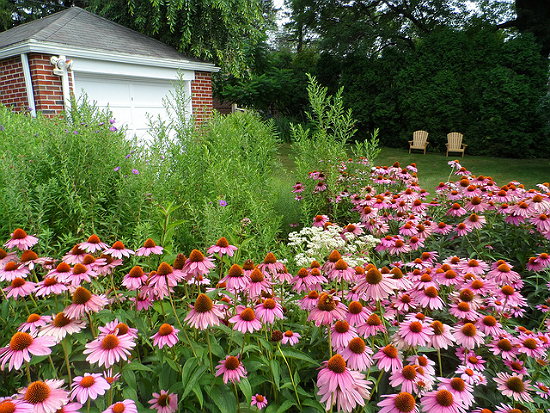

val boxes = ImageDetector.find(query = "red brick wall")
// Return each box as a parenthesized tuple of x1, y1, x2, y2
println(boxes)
(191, 71, 213, 123)
(0, 56, 29, 112)
(28, 53, 65, 117)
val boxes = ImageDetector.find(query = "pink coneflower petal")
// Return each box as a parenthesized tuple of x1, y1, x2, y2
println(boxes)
(229, 306, 262, 333)
(71, 372, 110, 404)
(83, 333, 135, 368)
(103, 399, 138, 413)
(251, 394, 268, 410)
(151, 324, 180, 349)
(148, 389, 178, 413)
(215, 355, 247, 384)
(185, 293, 224, 330)
(0, 331, 55, 371)
(4, 228, 39, 250)
(18, 379, 69, 413)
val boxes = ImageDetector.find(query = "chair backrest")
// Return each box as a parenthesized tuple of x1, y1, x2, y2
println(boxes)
(413, 130, 428, 145)
(447, 132, 463, 149)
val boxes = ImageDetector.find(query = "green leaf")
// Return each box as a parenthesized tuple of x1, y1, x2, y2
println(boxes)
(269, 359, 280, 389)
(238, 377, 252, 406)
(127, 361, 154, 372)
(210, 385, 237, 413)
(276, 399, 296, 413)
(279, 348, 318, 365)
(192, 383, 204, 408)
(183, 365, 208, 400)
(181, 358, 199, 384)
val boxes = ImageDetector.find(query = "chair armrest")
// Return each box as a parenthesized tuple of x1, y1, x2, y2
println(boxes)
(408, 141, 413, 144)
(462, 144, 468, 148)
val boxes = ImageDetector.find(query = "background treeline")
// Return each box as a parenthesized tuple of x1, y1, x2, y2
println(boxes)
(218, 23, 550, 158)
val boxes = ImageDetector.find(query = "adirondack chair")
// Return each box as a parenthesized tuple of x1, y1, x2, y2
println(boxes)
(409, 130, 429, 154)
(446, 132, 467, 157)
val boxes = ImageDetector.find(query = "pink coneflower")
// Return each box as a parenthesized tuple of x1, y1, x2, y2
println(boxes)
(420, 389, 465, 413)
(4, 277, 36, 299)
(414, 286, 444, 311)
(103, 400, 138, 413)
(449, 301, 479, 321)
(255, 298, 284, 324)
(504, 359, 528, 375)
(475, 315, 505, 338)
(64, 287, 108, 319)
(439, 377, 475, 408)
(458, 259, 489, 276)
(62, 245, 88, 265)
(182, 249, 215, 279)
(4, 228, 38, 250)
(378, 392, 418, 413)
(65, 263, 97, 286)
(71, 372, 110, 404)
(281, 330, 300, 346)
(452, 323, 485, 349)
(151, 324, 180, 349)
(136, 238, 164, 256)
(247, 267, 273, 300)
(346, 301, 370, 326)
(535, 381, 550, 399)
(149, 389, 178, 413)
(207, 237, 237, 258)
(427, 320, 454, 350)
(396, 320, 431, 348)
(39, 312, 86, 342)
(18, 379, 69, 413)
(313, 214, 329, 227)
(122, 266, 147, 291)
(331, 320, 357, 352)
(84, 333, 135, 368)
(494, 372, 534, 403)
(0, 261, 30, 281)
(257, 252, 285, 279)
(300, 290, 320, 311)
(220, 264, 250, 293)
(18, 313, 52, 334)
(434, 221, 454, 235)
(103, 241, 134, 259)
(488, 337, 518, 361)
(291, 267, 316, 294)
(98, 319, 138, 339)
(327, 259, 355, 282)
(389, 364, 424, 394)
(355, 267, 396, 302)
(373, 344, 403, 373)
(515, 334, 546, 359)
(357, 312, 387, 338)
(317, 354, 371, 413)
(185, 293, 223, 330)
(229, 306, 262, 333)
(307, 292, 347, 327)
(79, 234, 109, 253)
(0, 331, 55, 371)
(34, 276, 69, 297)
(0, 398, 33, 413)
(251, 394, 267, 410)
(215, 355, 247, 384)
(341, 337, 373, 372)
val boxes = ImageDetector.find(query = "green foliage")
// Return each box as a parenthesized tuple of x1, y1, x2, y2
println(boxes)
(88, 0, 269, 75)
(0, 102, 152, 252)
(340, 26, 550, 157)
(147, 83, 283, 260)
(291, 75, 365, 224)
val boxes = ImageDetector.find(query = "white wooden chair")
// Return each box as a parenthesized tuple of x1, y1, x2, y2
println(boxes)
(409, 130, 429, 154)
(446, 132, 467, 157)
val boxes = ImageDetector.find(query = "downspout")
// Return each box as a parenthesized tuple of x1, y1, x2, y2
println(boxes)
(20, 53, 36, 117)
(50, 55, 72, 114)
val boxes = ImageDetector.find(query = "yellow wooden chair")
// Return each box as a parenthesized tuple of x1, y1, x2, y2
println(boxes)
(409, 130, 429, 154)
(446, 132, 467, 157)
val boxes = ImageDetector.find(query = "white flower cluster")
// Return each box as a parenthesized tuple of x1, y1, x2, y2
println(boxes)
(287, 224, 380, 268)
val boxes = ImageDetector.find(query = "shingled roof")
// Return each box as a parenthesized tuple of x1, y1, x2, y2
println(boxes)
(0, 6, 204, 63)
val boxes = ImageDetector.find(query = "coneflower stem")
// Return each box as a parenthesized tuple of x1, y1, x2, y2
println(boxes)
(327, 326, 333, 358)
(62, 337, 72, 382)
(87, 313, 96, 337)
(86, 399, 91, 413)
(277, 343, 302, 409)
(25, 361, 31, 382)
(206, 329, 214, 373)
(437, 348, 443, 377)
(233, 382, 241, 413)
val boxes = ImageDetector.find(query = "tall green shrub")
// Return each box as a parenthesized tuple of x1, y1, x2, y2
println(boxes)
(0, 103, 153, 253)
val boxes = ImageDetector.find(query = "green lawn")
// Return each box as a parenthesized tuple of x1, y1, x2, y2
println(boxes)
(277, 144, 550, 192)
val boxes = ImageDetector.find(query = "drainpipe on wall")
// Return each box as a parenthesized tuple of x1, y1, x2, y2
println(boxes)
(20, 53, 36, 117)
(50, 55, 73, 114)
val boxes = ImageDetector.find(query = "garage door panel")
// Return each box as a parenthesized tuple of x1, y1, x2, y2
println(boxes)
(74, 73, 179, 140)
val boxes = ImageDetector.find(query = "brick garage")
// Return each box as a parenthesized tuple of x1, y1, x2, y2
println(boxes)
(0, 7, 218, 136)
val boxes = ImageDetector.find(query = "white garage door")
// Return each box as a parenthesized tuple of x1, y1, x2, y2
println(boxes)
(74, 74, 178, 140)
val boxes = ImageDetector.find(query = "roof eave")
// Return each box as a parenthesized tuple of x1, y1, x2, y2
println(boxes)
(0, 40, 220, 72)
